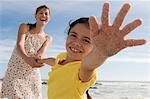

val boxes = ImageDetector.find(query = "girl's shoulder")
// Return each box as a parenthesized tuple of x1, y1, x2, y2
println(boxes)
(45, 34, 52, 41)
(19, 23, 29, 29)
(18, 23, 29, 34)
(54, 52, 67, 65)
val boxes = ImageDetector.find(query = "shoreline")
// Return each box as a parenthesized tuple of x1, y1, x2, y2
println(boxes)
(1, 79, 150, 83)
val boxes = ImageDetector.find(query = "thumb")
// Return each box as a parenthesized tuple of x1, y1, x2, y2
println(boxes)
(89, 16, 99, 38)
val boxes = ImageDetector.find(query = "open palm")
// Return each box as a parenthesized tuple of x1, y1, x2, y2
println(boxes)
(89, 3, 146, 57)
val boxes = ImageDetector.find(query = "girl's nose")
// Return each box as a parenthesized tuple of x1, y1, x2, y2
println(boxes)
(42, 14, 46, 17)
(74, 39, 82, 47)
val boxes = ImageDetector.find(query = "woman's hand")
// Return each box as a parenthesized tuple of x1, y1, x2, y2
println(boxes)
(37, 58, 56, 66)
(89, 3, 146, 57)
(25, 56, 44, 68)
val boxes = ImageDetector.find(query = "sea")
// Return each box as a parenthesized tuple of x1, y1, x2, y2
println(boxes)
(1, 80, 150, 99)
(42, 80, 150, 99)
(89, 81, 150, 99)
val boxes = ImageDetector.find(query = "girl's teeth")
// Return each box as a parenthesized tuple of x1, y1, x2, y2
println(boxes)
(71, 47, 80, 53)
(40, 19, 46, 21)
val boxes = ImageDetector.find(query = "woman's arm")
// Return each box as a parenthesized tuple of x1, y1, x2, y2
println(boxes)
(16, 23, 44, 67)
(79, 3, 146, 82)
(16, 23, 28, 59)
(36, 36, 52, 58)
(37, 58, 56, 66)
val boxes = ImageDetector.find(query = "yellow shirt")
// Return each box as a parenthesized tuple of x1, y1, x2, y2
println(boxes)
(48, 52, 97, 99)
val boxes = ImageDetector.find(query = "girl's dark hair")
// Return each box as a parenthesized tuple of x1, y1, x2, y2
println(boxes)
(67, 17, 89, 35)
(86, 89, 92, 99)
(35, 5, 50, 15)
(27, 5, 50, 30)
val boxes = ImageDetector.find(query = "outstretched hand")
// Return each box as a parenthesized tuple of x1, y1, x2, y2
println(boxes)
(25, 56, 44, 68)
(89, 3, 146, 57)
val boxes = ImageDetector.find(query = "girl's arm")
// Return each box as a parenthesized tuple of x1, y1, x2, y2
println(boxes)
(37, 58, 56, 66)
(16, 23, 44, 67)
(80, 50, 107, 82)
(79, 3, 146, 82)
(36, 36, 52, 58)
(16, 23, 28, 59)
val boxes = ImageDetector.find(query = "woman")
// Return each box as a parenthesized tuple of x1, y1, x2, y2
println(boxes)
(1, 5, 52, 99)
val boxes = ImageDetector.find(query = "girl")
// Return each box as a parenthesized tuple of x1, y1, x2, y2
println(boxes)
(1, 5, 52, 99)
(38, 3, 146, 99)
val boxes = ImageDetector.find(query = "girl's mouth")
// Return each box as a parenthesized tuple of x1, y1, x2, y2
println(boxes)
(69, 47, 82, 53)
(40, 18, 47, 22)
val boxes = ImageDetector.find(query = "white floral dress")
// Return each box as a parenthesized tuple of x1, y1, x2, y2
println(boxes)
(1, 32, 47, 99)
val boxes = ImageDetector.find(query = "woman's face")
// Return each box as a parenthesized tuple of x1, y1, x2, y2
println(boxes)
(66, 23, 93, 61)
(35, 8, 50, 26)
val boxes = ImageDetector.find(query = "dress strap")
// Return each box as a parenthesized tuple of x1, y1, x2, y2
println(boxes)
(45, 33, 50, 40)
(24, 24, 30, 40)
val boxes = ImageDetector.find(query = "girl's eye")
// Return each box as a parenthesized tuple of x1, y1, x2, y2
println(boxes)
(83, 39, 90, 43)
(45, 13, 48, 15)
(70, 34, 77, 38)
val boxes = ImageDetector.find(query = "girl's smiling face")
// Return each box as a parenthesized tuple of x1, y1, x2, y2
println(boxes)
(35, 8, 50, 25)
(66, 23, 93, 61)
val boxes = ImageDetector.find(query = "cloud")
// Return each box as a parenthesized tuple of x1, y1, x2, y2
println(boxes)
(108, 57, 150, 64)
(0, 39, 16, 63)
(107, 41, 150, 64)
(0, 0, 103, 17)
(0, 26, 18, 39)
(0, 1, 50, 16)
(0, 27, 16, 35)
(46, 44, 65, 57)
(1, 0, 150, 15)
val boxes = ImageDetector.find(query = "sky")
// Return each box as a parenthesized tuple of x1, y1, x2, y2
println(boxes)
(0, 0, 150, 81)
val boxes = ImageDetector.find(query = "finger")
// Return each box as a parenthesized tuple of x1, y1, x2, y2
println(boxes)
(89, 16, 99, 37)
(113, 3, 130, 29)
(121, 19, 142, 37)
(33, 60, 44, 67)
(39, 59, 45, 62)
(34, 56, 42, 59)
(101, 3, 109, 26)
(125, 39, 146, 47)
(36, 59, 43, 63)
(35, 63, 44, 67)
